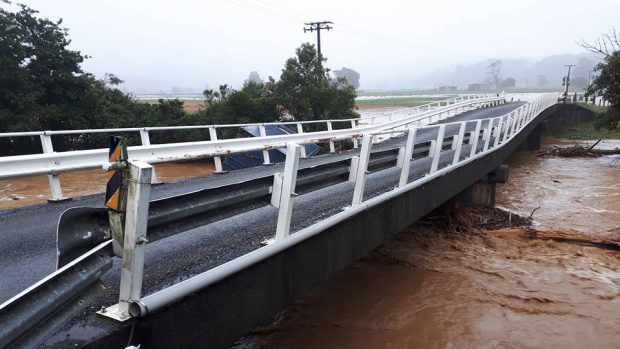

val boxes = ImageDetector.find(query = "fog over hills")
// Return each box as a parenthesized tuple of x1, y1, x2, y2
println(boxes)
(120, 51, 602, 94)
(413, 52, 602, 90)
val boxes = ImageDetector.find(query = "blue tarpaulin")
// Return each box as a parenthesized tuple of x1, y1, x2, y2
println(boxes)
(223, 124, 321, 170)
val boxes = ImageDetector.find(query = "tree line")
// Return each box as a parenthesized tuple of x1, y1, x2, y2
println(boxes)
(0, 3, 358, 155)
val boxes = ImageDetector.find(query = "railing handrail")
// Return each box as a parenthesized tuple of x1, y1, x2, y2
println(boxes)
(0, 96, 505, 182)
(0, 94, 496, 139)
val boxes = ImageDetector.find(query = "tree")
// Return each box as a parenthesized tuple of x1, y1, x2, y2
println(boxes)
(485, 60, 502, 90)
(333, 67, 361, 89)
(199, 82, 279, 135)
(267, 43, 358, 122)
(578, 27, 620, 58)
(245, 71, 263, 85)
(0, 2, 208, 155)
(580, 28, 620, 129)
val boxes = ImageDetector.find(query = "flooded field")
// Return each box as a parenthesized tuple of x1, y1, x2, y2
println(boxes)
(234, 138, 620, 349)
(0, 161, 214, 211)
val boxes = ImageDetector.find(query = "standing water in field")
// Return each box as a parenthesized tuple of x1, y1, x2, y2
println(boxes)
(233, 139, 620, 349)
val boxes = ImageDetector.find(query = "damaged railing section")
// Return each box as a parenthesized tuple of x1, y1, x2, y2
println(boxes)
(0, 94, 504, 201)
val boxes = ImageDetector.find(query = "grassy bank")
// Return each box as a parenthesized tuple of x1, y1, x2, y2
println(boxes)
(576, 102, 608, 114)
(549, 103, 620, 140)
(549, 121, 620, 140)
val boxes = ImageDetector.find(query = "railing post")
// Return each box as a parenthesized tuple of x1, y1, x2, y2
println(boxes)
(494, 117, 504, 148)
(512, 110, 521, 136)
(275, 143, 301, 240)
(208, 127, 226, 173)
(102, 160, 152, 321)
(352, 134, 372, 206)
(326, 121, 336, 153)
(258, 124, 272, 165)
(452, 122, 466, 165)
(296, 123, 307, 158)
(139, 129, 151, 146)
(350, 120, 359, 149)
(398, 129, 417, 188)
(430, 124, 445, 173)
(39, 133, 68, 202)
(482, 118, 494, 152)
(502, 114, 512, 143)
(469, 120, 482, 157)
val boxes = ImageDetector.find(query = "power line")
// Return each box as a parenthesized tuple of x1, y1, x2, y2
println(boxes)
(226, 0, 453, 54)
(304, 21, 333, 57)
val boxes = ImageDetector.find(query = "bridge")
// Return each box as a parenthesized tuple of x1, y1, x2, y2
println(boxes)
(0, 93, 562, 348)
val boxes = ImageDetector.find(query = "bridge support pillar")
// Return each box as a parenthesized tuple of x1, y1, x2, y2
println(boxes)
(519, 121, 546, 151)
(454, 165, 509, 207)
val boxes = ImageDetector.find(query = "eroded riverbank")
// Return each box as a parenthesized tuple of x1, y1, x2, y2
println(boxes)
(234, 139, 620, 349)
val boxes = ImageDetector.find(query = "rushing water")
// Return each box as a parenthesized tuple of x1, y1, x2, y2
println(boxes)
(234, 138, 620, 349)
(497, 138, 620, 235)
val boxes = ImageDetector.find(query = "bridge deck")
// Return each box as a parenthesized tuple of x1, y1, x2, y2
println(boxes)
(0, 102, 523, 346)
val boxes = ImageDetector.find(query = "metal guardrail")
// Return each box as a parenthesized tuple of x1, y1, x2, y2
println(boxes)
(0, 93, 556, 343)
(0, 94, 502, 201)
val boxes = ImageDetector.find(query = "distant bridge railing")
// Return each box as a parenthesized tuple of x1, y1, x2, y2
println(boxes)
(568, 92, 609, 106)
(0, 94, 502, 201)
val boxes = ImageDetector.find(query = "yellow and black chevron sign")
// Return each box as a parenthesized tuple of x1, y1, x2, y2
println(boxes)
(105, 136, 128, 211)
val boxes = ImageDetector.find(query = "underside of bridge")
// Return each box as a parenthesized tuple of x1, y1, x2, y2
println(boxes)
(1, 101, 582, 348)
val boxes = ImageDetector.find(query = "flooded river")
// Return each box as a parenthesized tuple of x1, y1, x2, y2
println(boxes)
(497, 138, 620, 235)
(234, 138, 620, 349)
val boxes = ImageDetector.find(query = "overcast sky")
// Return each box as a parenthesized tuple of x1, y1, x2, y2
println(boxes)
(11, 0, 620, 90)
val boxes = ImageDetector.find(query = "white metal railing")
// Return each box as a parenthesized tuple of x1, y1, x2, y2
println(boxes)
(0, 95, 503, 201)
(103, 93, 558, 320)
(570, 92, 609, 106)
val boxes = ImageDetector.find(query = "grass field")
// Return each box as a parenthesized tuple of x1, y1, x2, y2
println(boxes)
(355, 96, 448, 108)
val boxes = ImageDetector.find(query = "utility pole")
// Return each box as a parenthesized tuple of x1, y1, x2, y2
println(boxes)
(562, 64, 575, 104)
(304, 21, 333, 57)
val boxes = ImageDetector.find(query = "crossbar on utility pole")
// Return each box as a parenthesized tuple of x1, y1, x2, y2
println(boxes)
(304, 21, 333, 57)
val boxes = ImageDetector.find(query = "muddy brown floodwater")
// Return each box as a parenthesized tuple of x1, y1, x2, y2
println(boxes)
(234, 138, 620, 349)
(497, 138, 620, 235)
(0, 161, 214, 211)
